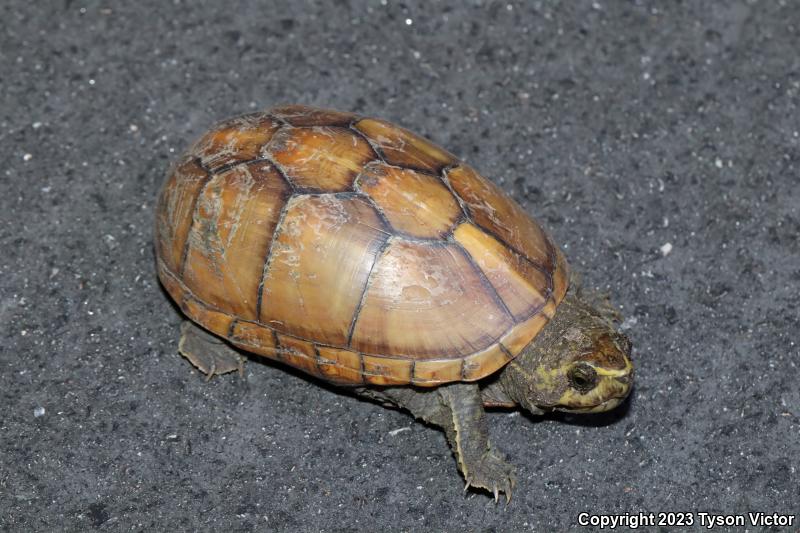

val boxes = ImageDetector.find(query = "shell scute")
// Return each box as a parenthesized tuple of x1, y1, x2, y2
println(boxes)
(266, 126, 375, 192)
(191, 112, 280, 172)
(181, 162, 289, 321)
(270, 104, 357, 127)
(354, 118, 455, 174)
(349, 239, 514, 359)
(362, 355, 413, 386)
(356, 162, 462, 239)
(155, 157, 209, 274)
(230, 320, 277, 355)
(316, 346, 364, 385)
(259, 194, 389, 346)
(453, 222, 549, 320)
(447, 165, 554, 272)
(413, 358, 463, 384)
(275, 333, 320, 377)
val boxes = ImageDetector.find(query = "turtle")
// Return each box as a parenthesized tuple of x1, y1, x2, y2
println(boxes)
(154, 104, 633, 502)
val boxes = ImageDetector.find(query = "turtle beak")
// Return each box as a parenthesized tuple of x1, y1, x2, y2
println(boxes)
(562, 396, 624, 413)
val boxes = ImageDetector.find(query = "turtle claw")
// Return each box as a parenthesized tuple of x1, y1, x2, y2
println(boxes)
(462, 450, 516, 504)
(204, 362, 217, 382)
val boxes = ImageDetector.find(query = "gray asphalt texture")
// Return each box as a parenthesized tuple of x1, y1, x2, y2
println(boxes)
(2, 1, 798, 531)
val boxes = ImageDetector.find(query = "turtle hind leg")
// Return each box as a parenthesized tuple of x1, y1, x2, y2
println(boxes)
(178, 321, 245, 380)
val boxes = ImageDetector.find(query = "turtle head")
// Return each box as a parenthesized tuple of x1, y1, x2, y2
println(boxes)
(548, 330, 633, 413)
(501, 293, 633, 414)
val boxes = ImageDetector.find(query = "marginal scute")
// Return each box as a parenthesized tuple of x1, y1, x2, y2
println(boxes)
(446, 165, 553, 270)
(499, 312, 549, 355)
(453, 222, 549, 320)
(230, 320, 276, 353)
(356, 162, 462, 238)
(362, 355, 413, 385)
(157, 260, 183, 306)
(413, 358, 462, 385)
(354, 118, 455, 174)
(270, 104, 357, 127)
(155, 157, 208, 274)
(350, 239, 513, 358)
(461, 343, 511, 381)
(181, 162, 289, 321)
(266, 126, 375, 192)
(276, 333, 320, 377)
(181, 294, 233, 340)
(191, 112, 280, 172)
(259, 194, 388, 346)
(317, 346, 364, 384)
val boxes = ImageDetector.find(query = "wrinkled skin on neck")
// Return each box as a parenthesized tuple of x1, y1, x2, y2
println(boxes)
(497, 287, 633, 414)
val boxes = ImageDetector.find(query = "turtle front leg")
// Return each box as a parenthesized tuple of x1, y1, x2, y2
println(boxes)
(178, 321, 245, 380)
(438, 383, 516, 503)
(359, 383, 515, 502)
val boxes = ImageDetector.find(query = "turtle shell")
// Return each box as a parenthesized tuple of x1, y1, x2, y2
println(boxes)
(155, 104, 569, 387)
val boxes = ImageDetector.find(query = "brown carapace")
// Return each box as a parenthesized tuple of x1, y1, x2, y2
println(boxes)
(155, 104, 569, 387)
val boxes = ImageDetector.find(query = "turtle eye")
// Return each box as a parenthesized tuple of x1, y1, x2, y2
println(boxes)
(568, 363, 597, 393)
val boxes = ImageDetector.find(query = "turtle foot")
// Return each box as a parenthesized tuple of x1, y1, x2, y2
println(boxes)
(464, 450, 517, 505)
(178, 321, 245, 380)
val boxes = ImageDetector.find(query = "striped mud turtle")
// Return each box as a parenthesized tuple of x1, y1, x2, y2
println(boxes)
(154, 104, 633, 502)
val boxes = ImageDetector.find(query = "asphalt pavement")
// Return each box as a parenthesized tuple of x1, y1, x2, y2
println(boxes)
(1, 1, 798, 531)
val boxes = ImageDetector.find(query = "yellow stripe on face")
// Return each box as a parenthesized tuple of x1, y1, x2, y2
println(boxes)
(592, 356, 634, 378)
